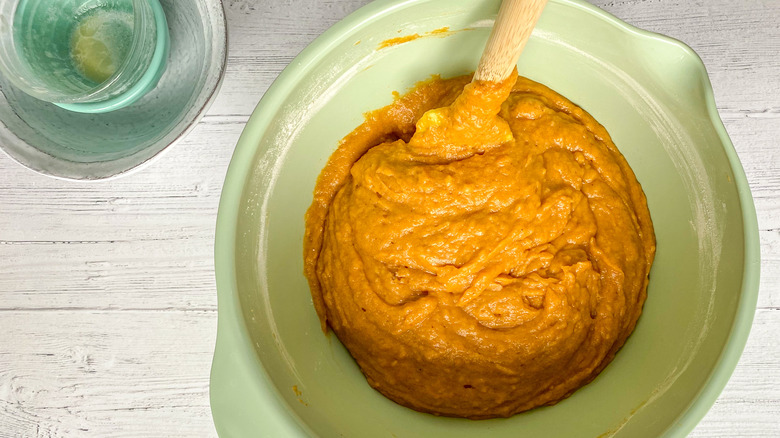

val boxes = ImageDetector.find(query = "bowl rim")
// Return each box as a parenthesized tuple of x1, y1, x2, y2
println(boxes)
(211, 0, 761, 436)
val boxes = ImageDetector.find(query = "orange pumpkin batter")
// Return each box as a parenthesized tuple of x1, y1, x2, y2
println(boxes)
(304, 71, 655, 419)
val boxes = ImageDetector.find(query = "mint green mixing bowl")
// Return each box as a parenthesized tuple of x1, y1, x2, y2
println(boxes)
(211, 0, 760, 436)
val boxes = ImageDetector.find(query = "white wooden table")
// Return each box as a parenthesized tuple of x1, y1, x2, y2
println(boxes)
(0, 0, 777, 436)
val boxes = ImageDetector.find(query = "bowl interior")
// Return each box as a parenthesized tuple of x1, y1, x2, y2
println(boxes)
(0, 0, 226, 180)
(213, 0, 756, 436)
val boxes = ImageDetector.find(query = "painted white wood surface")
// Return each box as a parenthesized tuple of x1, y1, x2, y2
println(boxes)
(0, 0, 778, 436)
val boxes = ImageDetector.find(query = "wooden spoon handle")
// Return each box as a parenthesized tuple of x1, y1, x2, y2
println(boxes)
(474, 0, 548, 83)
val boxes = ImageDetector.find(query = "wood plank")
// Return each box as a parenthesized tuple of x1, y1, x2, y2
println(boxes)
(759, 229, 780, 309)
(0, 310, 216, 437)
(0, 121, 241, 243)
(0, 239, 216, 311)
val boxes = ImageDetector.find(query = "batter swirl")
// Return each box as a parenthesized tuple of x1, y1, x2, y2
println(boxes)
(304, 72, 655, 419)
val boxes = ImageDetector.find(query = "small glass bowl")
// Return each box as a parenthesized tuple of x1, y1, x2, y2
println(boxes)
(0, 0, 169, 113)
(0, 0, 226, 180)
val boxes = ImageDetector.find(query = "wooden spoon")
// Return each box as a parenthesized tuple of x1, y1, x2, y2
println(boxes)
(407, 0, 548, 155)
(474, 0, 549, 83)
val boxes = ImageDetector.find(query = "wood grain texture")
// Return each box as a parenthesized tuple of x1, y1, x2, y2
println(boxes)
(0, 311, 215, 437)
(474, 0, 549, 82)
(0, 0, 778, 436)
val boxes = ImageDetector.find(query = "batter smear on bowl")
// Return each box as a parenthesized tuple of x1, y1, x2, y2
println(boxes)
(304, 70, 655, 419)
